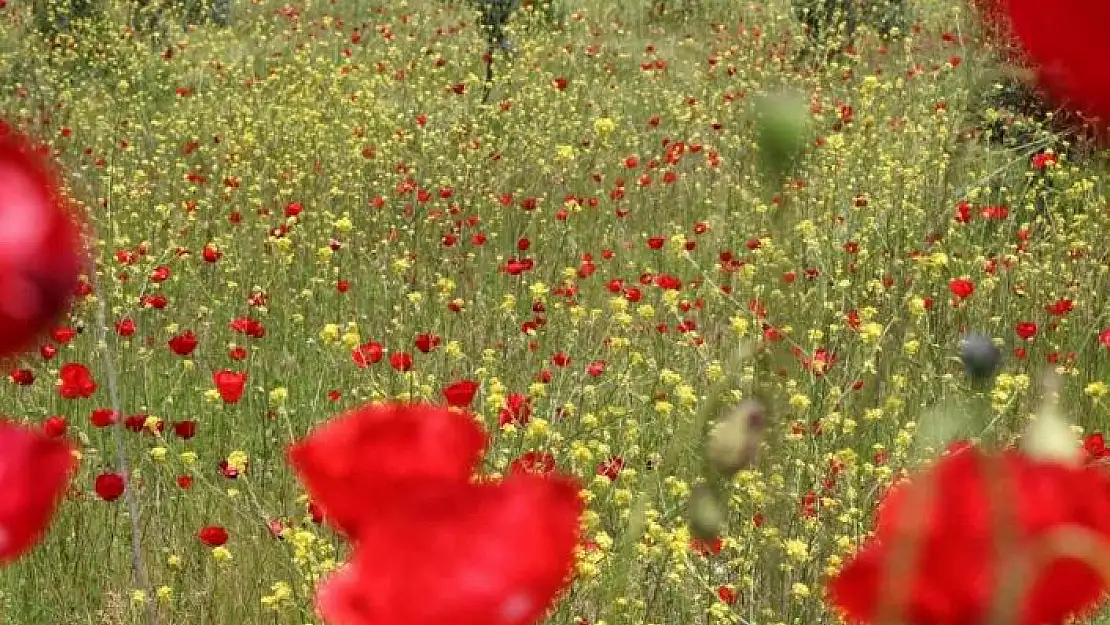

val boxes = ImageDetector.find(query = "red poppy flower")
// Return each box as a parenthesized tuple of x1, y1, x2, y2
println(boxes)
(509, 451, 557, 476)
(172, 420, 197, 439)
(58, 362, 96, 399)
(1016, 321, 1038, 340)
(498, 393, 532, 428)
(1099, 328, 1110, 352)
(414, 333, 441, 353)
(94, 472, 126, 502)
(389, 351, 413, 372)
(212, 370, 246, 404)
(0, 419, 75, 562)
(287, 402, 489, 538)
(1005, 0, 1110, 126)
(114, 318, 136, 337)
(41, 416, 67, 438)
(596, 456, 624, 481)
(168, 331, 198, 356)
(197, 525, 229, 547)
(352, 341, 383, 368)
(443, 380, 479, 408)
(827, 448, 1110, 625)
(0, 128, 84, 360)
(90, 408, 118, 428)
(315, 474, 582, 625)
(948, 278, 975, 300)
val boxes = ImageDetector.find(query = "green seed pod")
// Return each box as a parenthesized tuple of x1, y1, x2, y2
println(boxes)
(688, 484, 724, 541)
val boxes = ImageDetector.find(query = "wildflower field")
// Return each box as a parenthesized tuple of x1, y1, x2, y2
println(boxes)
(2, 0, 1110, 624)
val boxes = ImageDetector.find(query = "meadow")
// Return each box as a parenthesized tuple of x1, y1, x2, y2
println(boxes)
(1, 0, 1110, 623)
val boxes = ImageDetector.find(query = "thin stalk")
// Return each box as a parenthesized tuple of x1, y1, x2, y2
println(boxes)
(89, 249, 157, 623)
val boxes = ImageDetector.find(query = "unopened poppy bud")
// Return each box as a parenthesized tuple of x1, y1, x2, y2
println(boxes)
(960, 333, 1002, 382)
(688, 484, 724, 541)
(707, 399, 767, 476)
(754, 91, 811, 179)
(1023, 373, 1080, 466)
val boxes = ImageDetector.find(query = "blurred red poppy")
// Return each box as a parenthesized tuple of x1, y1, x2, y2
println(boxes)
(827, 447, 1110, 625)
(287, 402, 488, 538)
(0, 127, 84, 360)
(1005, 0, 1110, 126)
(0, 419, 75, 563)
(316, 474, 582, 625)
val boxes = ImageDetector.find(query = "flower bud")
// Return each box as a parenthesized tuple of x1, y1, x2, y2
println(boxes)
(753, 91, 811, 179)
(1023, 373, 1080, 466)
(706, 399, 767, 476)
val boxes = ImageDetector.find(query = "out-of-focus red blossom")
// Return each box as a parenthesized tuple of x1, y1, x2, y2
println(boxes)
(442, 380, 479, 408)
(0, 126, 85, 360)
(827, 447, 1110, 625)
(0, 419, 75, 562)
(287, 402, 489, 538)
(288, 402, 583, 625)
(1005, 0, 1110, 127)
(58, 362, 96, 399)
(315, 474, 582, 625)
(212, 370, 246, 404)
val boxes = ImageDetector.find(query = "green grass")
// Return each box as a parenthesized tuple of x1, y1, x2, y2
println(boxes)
(1, 0, 1110, 623)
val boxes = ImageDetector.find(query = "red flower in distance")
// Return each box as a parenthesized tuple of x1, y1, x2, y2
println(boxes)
(168, 330, 198, 356)
(316, 474, 583, 625)
(0, 419, 75, 563)
(41, 416, 67, 438)
(58, 362, 96, 399)
(90, 408, 118, 428)
(287, 402, 489, 538)
(0, 127, 85, 360)
(442, 379, 479, 408)
(827, 448, 1110, 625)
(509, 451, 556, 476)
(351, 341, 383, 368)
(212, 370, 246, 404)
(1016, 321, 1038, 340)
(948, 278, 975, 300)
(197, 525, 229, 547)
(94, 472, 126, 502)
